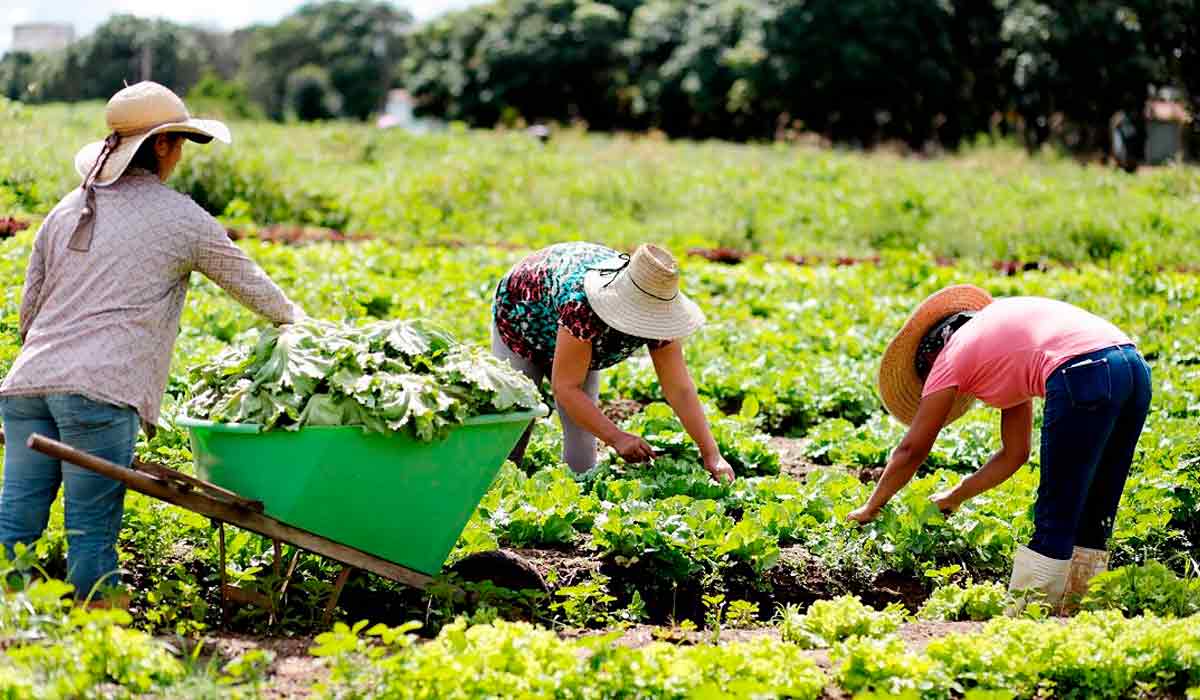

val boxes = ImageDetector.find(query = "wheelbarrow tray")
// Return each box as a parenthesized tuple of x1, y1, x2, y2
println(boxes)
(176, 408, 545, 577)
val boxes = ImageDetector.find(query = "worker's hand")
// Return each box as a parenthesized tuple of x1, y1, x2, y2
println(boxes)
(703, 453, 736, 484)
(931, 489, 963, 515)
(846, 503, 882, 525)
(609, 431, 656, 464)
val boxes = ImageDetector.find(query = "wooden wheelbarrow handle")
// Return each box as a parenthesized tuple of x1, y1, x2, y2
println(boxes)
(22, 431, 437, 591)
(1, 427, 262, 512)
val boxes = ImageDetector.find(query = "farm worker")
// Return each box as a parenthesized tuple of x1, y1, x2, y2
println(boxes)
(492, 242, 736, 482)
(0, 82, 304, 605)
(846, 285, 1151, 612)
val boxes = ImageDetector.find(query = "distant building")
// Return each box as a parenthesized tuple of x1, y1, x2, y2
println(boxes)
(376, 89, 444, 133)
(11, 22, 74, 54)
(1144, 99, 1190, 165)
(377, 89, 416, 129)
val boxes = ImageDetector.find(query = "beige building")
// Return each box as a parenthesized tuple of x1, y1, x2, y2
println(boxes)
(12, 23, 75, 54)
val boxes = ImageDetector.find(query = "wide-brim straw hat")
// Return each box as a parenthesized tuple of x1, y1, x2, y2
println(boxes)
(584, 244, 705, 341)
(878, 284, 994, 426)
(73, 81, 230, 187)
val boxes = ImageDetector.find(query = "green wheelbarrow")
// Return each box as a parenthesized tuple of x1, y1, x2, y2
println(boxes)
(22, 405, 548, 624)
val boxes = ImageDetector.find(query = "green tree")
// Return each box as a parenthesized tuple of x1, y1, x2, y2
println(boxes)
(0, 51, 36, 101)
(31, 15, 214, 102)
(240, 0, 411, 121)
(1001, 1, 1158, 152)
(402, 6, 498, 123)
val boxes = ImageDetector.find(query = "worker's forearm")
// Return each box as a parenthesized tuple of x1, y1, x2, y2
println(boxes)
(865, 444, 925, 511)
(662, 383, 719, 459)
(951, 450, 1026, 503)
(556, 384, 622, 445)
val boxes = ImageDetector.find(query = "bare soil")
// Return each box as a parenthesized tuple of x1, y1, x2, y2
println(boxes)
(600, 398, 646, 424)
(768, 436, 824, 479)
(0, 217, 30, 237)
(567, 619, 983, 652)
(199, 633, 326, 698)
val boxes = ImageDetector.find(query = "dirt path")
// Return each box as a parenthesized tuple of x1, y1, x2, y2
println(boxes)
(202, 633, 326, 698)
(769, 436, 824, 479)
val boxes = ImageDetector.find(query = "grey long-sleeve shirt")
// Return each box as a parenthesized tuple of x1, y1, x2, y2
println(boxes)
(0, 169, 303, 431)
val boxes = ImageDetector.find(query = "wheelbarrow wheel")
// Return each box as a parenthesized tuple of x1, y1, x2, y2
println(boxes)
(447, 549, 548, 594)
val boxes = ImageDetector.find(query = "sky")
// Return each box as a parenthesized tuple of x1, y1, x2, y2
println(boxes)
(0, 0, 483, 55)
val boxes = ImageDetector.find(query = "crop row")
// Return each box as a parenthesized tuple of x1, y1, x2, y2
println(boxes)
(3, 101, 1200, 264)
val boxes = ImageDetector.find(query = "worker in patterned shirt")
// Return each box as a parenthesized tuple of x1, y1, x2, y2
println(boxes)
(492, 242, 735, 482)
(0, 82, 304, 607)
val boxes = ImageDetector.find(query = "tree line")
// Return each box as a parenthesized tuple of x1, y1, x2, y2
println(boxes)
(2, 0, 1196, 154)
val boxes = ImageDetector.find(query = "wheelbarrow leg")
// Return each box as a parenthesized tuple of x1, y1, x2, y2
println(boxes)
(278, 547, 302, 599)
(322, 566, 353, 625)
(219, 522, 230, 626)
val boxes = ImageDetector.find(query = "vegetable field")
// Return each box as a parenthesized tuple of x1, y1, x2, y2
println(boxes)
(2, 99, 1200, 698)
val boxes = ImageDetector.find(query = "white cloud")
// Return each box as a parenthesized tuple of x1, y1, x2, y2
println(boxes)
(0, 1, 481, 55)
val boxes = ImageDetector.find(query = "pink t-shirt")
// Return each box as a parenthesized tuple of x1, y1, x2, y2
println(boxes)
(922, 297, 1132, 409)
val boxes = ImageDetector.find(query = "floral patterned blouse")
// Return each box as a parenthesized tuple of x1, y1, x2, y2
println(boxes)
(493, 242, 670, 370)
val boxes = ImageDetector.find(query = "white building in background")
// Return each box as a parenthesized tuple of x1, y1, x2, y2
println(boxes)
(377, 89, 444, 133)
(12, 23, 75, 54)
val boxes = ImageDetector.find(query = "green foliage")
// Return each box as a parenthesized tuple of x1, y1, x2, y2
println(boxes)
(837, 611, 1200, 697)
(285, 65, 344, 121)
(725, 599, 761, 628)
(478, 464, 599, 546)
(186, 72, 264, 121)
(550, 573, 643, 628)
(239, 1, 411, 121)
(1, 113, 1200, 696)
(402, 0, 1196, 150)
(184, 319, 541, 439)
(918, 580, 1009, 622)
(1081, 561, 1200, 618)
(622, 401, 781, 476)
(12, 15, 222, 103)
(311, 617, 828, 699)
(776, 595, 907, 649)
(0, 575, 265, 697)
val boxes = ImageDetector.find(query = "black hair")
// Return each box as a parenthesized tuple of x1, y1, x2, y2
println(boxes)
(127, 133, 182, 173)
(914, 311, 976, 380)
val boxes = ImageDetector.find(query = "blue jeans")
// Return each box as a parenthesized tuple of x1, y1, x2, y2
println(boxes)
(1030, 345, 1152, 560)
(0, 394, 138, 597)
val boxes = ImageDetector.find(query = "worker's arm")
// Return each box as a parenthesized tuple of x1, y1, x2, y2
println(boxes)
(551, 327, 655, 463)
(931, 401, 1033, 513)
(649, 340, 734, 482)
(18, 223, 49, 343)
(847, 387, 956, 523)
(192, 214, 304, 325)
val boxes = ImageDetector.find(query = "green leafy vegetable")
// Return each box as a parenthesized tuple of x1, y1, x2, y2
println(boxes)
(185, 319, 540, 440)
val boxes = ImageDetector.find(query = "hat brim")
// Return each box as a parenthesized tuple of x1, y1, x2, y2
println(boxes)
(583, 257, 705, 341)
(74, 118, 231, 187)
(877, 284, 994, 426)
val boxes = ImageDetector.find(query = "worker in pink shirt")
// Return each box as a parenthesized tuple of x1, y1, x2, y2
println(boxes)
(847, 285, 1152, 613)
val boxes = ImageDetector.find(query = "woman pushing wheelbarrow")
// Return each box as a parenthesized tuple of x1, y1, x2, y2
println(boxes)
(492, 242, 735, 482)
(0, 82, 304, 605)
(847, 285, 1152, 612)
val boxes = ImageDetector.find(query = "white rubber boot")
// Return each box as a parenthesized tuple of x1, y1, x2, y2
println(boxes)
(1006, 545, 1071, 616)
(1059, 546, 1110, 615)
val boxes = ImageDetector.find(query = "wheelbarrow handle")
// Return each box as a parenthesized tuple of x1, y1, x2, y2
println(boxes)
(23, 432, 437, 592)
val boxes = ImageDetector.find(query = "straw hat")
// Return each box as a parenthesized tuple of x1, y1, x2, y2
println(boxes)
(584, 244, 705, 341)
(878, 284, 994, 426)
(73, 81, 231, 187)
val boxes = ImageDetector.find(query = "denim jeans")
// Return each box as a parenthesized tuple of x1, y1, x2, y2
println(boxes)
(0, 394, 138, 597)
(1030, 345, 1152, 560)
